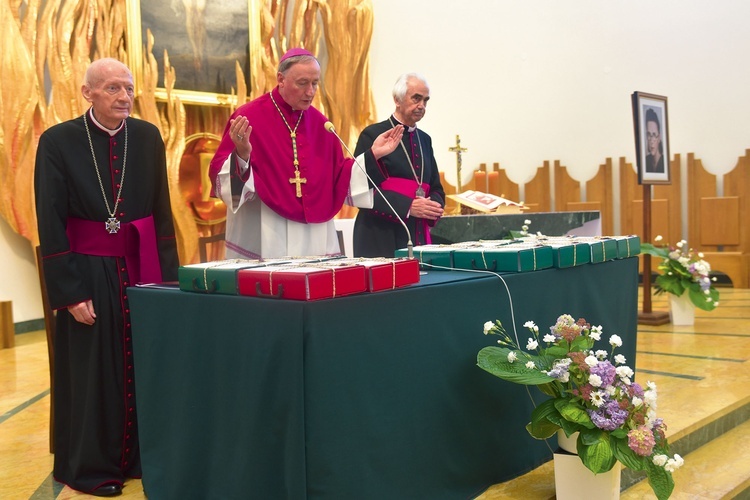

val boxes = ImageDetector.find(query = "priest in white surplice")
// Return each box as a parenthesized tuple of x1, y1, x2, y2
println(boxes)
(209, 48, 403, 259)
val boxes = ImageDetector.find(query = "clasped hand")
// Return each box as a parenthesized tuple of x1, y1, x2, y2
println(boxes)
(410, 197, 444, 221)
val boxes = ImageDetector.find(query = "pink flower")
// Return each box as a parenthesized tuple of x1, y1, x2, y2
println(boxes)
(628, 426, 656, 456)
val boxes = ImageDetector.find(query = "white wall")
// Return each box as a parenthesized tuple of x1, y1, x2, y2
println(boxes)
(0, 216, 42, 323)
(366, 0, 750, 186)
(4, 0, 750, 323)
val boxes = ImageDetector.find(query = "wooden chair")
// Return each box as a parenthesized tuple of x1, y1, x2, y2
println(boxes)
(35, 246, 55, 453)
(198, 232, 226, 263)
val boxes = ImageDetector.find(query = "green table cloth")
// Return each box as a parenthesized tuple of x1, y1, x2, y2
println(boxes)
(130, 258, 638, 499)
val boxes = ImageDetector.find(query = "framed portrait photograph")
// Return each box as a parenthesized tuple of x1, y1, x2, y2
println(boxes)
(126, 0, 260, 106)
(632, 92, 671, 185)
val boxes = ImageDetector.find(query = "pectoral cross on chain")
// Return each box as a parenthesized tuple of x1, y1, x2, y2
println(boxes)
(289, 164, 307, 198)
(449, 134, 468, 193)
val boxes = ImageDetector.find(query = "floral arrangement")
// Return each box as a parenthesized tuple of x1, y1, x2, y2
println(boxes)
(478, 314, 683, 500)
(640, 235, 719, 311)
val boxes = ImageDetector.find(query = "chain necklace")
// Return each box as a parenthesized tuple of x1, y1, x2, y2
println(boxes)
(389, 116, 425, 197)
(84, 112, 128, 233)
(270, 92, 306, 197)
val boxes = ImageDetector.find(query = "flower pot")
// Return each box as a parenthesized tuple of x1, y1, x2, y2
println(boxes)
(669, 292, 695, 326)
(555, 430, 621, 499)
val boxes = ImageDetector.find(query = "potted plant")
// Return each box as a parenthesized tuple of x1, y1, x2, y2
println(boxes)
(640, 235, 719, 313)
(477, 314, 683, 499)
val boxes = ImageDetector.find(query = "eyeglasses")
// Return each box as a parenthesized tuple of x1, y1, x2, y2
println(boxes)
(647, 132, 660, 140)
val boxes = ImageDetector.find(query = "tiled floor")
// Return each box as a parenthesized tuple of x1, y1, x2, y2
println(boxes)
(1, 289, 748, 499)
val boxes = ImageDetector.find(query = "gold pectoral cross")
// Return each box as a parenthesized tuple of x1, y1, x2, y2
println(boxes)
(289, 168, 307, 197)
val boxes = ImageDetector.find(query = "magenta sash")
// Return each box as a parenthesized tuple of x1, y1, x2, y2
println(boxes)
(66, 216, 163, 284)
(380, 177, 432, 244)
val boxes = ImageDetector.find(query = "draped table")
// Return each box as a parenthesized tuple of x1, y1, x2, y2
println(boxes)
(130, 257, 638, 500)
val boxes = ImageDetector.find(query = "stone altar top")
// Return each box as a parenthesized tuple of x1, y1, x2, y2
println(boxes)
(430, 211, 601, 244)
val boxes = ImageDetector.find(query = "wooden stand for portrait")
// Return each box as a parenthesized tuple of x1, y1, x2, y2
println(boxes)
(638, 184, 670, 325)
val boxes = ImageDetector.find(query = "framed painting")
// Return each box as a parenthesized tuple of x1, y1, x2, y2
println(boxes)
(632, 92, 671, 185)
(126, 0, 260, 106)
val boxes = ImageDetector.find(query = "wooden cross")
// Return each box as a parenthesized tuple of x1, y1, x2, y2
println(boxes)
(449, 135, 468, 193)
(289, 169, 307, 197)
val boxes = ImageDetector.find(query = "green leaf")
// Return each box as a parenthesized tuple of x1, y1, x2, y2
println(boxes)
(554, 399, 594, 428)
(640, 243, 669, 259)
(645, 460, 675, 500)
(578, 430, 616, 474)
(477, 347, 555, 385)
(612, 437, 645, 471)
(526, 398, 561, 439)
(688, 284, 719, 311)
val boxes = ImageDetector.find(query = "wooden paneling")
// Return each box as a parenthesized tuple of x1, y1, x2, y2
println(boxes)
(524, 161, 551, 212)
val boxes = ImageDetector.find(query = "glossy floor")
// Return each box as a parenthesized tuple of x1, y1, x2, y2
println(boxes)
(1, 289, 748, 499)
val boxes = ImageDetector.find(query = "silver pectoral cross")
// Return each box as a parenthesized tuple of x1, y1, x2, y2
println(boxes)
(105, 217, 121, 234)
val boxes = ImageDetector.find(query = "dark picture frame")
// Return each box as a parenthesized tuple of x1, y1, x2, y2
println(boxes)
(126, 0, 260, 106)
(632, 92, 671, 185)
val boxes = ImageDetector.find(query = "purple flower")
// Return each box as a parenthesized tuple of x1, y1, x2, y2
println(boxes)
(588, 400, 628, 431)
(589, 360, 616, 387)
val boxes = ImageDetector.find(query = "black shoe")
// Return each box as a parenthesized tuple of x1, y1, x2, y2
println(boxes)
(91, 483, 122, 497)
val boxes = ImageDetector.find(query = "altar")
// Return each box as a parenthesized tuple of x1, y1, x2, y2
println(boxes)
(129, 257, 638, 499)
(334, 211, 601, 257)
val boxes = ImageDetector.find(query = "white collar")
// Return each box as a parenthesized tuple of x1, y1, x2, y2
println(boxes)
(88, 109, 125, 137)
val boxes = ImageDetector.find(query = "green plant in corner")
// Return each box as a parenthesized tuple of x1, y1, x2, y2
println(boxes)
(477, 314, 683, 499)
(640, 235, 719, 311)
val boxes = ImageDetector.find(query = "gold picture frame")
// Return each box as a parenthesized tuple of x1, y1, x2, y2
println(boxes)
(126, 0, 260, 106)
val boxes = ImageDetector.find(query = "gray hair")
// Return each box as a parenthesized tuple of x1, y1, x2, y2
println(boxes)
(278, 55, 319, 75)
(392, 73, 429, 102)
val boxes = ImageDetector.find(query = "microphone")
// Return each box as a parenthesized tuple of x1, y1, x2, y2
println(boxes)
(325, 121, 413, 259)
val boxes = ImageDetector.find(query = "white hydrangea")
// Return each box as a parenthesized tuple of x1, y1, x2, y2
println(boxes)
(590, 325, 602, 341)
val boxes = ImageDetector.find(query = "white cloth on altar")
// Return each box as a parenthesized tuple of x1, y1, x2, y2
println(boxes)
(216, 154, 373, 259)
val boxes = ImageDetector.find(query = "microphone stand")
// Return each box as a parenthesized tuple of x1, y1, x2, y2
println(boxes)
(325, 122, 414, 259)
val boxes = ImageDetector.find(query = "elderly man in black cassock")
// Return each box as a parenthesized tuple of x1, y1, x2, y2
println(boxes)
(353, 73, 445, 257)
(34, 57, 178, 497)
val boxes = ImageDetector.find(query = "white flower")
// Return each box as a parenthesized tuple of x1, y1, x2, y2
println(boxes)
(507, 351, 517, 363)
(595, 349, 608, 360)
(665, 455, 684, 472)
(524, 219, 531, 225)
(585, 355, 598, 367)
(609, 335, 623, 347)
(558, 371, 570, 383)
(631, 396, 643, 407)
(525, 361, 535, 369)
(542, 334, 557, 344)
(590, 391, 606, 407)
(652, 454, 668, 467)
(676, 240, 685, 248)
(483, 321, 494, 334)
(590, 325, 602, 341)
(589, 374, 603, 387)
(647, 381, 657, 391)
(523, 321, 538, 333)
(616, 365, 634, 379)
(526, 338, 539, 350)
(614, 354, 626, 365)
(654, 235, 663, 242)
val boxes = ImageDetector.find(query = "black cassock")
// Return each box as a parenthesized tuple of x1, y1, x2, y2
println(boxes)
(34, 112, 178, 493)
(352, 117, 445, 258)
